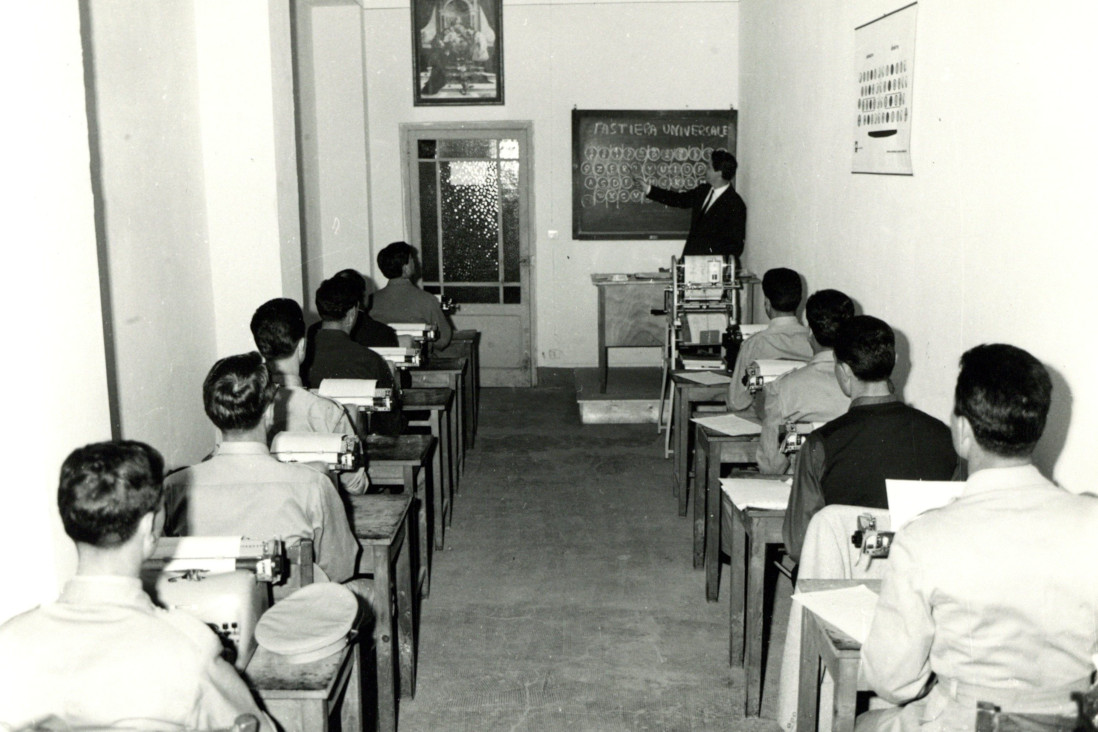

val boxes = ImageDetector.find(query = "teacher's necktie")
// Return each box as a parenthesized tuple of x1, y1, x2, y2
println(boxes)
(701, 189, 715, 213)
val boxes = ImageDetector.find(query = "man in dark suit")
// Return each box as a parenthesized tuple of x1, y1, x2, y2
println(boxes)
(637, 149, 747, 258)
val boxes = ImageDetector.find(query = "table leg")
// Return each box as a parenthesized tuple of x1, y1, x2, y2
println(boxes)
(675, 385, 690, 514)
(372, 545, 396, 732)
(832, 656, 859, 732)
(453, 375, 465, 476)
(744, 523, 767, 716)
(705, 435, 722, 600)
(440, 405, 454, 523)
(395, 523, 416, 699)
(407, 464, 429, 598)
(693, 424, 707, 569)
(797, 611, 821, 732)
(463, 360, 474, 451)
(729, 506, 746, 667)
(429, 411, 446, 550)
(340, 642, 364, 732)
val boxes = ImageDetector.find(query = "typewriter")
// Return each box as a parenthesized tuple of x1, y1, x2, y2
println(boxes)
(317, 378, 394, 411)
(743, 359, 802, 393)
(270, 431, 362, 471)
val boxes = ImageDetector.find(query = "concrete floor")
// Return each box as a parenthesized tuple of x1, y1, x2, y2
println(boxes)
(397, 373, 791, 731)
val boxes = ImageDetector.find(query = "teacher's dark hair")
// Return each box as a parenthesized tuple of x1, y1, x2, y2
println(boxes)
(710, 149, 738, 181)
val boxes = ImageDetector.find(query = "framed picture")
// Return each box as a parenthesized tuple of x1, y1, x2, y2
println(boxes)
(412, 0, 504, 106)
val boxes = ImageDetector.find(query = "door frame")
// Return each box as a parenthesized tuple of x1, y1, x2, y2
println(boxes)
(399, 121, 538, 386)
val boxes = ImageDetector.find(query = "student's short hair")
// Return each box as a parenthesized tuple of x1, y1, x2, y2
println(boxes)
(710, 149, 738, 181)
(805, 290, 855, 348)
(377, 241, 416, 280)
(761, 268, 803, 313)
(333, 269, 367, 303)
(250, 298, 305, 361)
(315, 277, 359, 322)
(202, 352, 275, 432)
(834, 315, 895, 382)
(953, 344, 1051, 458)
(58, 441, 164, 548)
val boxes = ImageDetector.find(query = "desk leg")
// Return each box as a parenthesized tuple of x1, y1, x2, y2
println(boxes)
(705, 435, 722, 600)
(744, 526, 767, 716)
(832, 658, 859, 732)
(729, 507, 746, 667)
(453, 375, 465, 476)
(408, 464, 429, 599)
(340, 642, 364, 732)
(598, 289, 608, 393)
(441, 407, 454, 523)
(675, 386, 690, 515)
(797, 611, 821, 732)
(463, 361, 474, 451)
(429, 411, 446, 550)
(692, 424, 707, 569)
(373, 545, 396, 732)
(395, 526, 416, 699)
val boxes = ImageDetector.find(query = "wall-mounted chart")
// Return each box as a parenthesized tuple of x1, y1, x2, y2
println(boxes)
(853, 2, 918, 175)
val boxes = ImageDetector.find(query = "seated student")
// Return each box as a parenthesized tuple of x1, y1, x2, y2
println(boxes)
(783, 315, 956, 562)
(858, 344, 1098, 732)
(0, 441, 272, 730)
(250, 297, 368, 495)
(165, 352, 358, 585)
(369, 240, 453, 350)
(308, 275, 402, 437)
(727, 267, 813, 411)
(756, 289, 855, 474)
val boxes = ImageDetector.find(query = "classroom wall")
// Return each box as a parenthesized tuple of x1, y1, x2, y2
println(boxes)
(739, 0, 1098, 489)
(349, 0, 739, 367)
(0, 4, 111, 622)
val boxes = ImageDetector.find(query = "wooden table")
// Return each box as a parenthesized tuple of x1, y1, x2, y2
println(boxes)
(410, 357, 467, 479)
(348, 493, 417, 732)
(726, 494, 787, 717)
(796, 579, 881, 732)
(670, 373, 729, 516)
(695, 422, 760, 577)
(433, 329, 479, 450)
(592, 274, 668, 393)
(404, 386, 455, 548)
(247, 635, 363, 732)
(366, 434, 436, 598)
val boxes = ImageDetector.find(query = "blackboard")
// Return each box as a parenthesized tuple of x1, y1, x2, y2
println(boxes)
(572, 109, 737, 240)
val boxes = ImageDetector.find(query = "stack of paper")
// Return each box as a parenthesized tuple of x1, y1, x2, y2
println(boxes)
(692, 412, 761, 437)
(720, 477, 792, 510)
(753, 359, 803, 380)
(792, 585, 880, 645)
(886, 479, 965, 529)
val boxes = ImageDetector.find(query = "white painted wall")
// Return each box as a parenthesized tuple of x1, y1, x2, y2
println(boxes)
(0, 4, 111, 621)
(739, 0, 1098, 488)
(355, 0, 740, 366)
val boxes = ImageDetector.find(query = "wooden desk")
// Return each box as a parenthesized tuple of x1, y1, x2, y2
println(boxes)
(247, 636, 363, 732)
(796, 579, 881, 732)
(433, 329, 479, 450)
(404, 386, 455, 548)
(348, 493, 417, 732)
(726, 495, 787, 717)
(366, 434, 436, 598)
(410, 357, 467, 478)
(695, 422, 760, 577)
(670, 373, 732, 516)
(592, 274, 668, 393)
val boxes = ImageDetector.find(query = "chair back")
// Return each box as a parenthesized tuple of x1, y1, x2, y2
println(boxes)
(798, 505, 891, 581)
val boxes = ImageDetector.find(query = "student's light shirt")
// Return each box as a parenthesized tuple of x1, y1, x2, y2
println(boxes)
(756, 349, 849, 474)
(369, 278, 453, 349)
(268, 375, 356, 438)
(164, 442, 358, 583)
(0, 575, 271, 731)
(861, 465, 1098, 712)
(728, 316, 812, 411)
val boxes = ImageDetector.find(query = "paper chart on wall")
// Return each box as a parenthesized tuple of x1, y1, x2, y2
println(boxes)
(853, 2, 918, 174)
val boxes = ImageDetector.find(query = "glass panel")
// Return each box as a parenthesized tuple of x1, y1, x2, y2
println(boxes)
(417, 139, 437, 159)
(500, 160, 520, 282)
(446, 285, 499, 304)
(441, 161, 499, 282)
(418, 162, 439, 281)
(499, 138, 519, 159)
(503, 286, 522, 304)
(438, 139, 497, 159)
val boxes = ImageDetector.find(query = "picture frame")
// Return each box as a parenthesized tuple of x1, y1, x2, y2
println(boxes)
(412, 0, 504, 106)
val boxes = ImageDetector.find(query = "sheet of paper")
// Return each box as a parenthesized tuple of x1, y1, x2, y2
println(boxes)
(753, 359, 803, 379)
(318, 378, 377, 404)
(886, 479, 965, 530)
(154, 536, 242, 573)
(388, 322, 432, 333)
(720, 477, 792, 510)
(739, 324, 767, 338)
(792, 585, 880, 645)
(692, 412, 762, 437)
(678, 371, 734, 385)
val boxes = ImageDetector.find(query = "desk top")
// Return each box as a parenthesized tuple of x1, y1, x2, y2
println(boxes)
(348, 493, 412, 543)
(365, 434, 435, 463)
(402, 387, 453, 409)
(798, 579, 882, 652)
(247, 639, 355, 698)
(591, 273, 671, 286)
